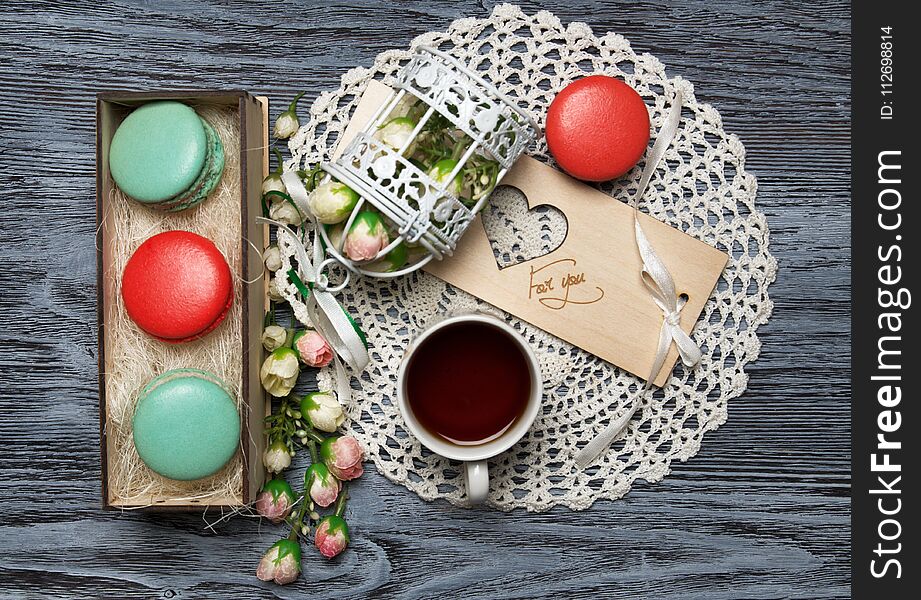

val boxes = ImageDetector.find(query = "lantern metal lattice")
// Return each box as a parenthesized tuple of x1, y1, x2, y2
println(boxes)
(316, 45, 541, 278)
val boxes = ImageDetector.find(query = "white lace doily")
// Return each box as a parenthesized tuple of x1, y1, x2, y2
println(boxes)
(276, 4, 776, 511)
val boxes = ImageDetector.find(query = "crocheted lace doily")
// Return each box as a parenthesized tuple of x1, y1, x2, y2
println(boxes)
(277, 4, 776, 511)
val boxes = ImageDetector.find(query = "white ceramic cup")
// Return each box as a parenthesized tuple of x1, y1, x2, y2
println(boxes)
(396, 312, 542, 505)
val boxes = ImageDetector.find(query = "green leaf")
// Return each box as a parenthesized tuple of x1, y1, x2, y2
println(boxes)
(262, 478, 295, 503)
(271, 538, 302, 565)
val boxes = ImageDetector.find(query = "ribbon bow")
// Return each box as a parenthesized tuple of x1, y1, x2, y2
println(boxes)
(635, 216, 702, 378)
(258, 172, 370, 406)
(574, 89, 701, 468)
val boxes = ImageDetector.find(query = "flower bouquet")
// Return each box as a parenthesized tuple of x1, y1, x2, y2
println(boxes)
(250, 296, 366, 586)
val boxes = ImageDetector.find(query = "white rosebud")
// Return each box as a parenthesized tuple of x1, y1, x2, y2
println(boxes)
(307, 181, 359, 224)
(273, 112, 298, 139)
(268, 196, 303, 226)
(273, 92, 305, 140)
(261, 325, 288, 352)
(390, 93, 421, 119)
(262, 440, 293, 473)
(260, 347, 300, 397)
(375, 116, 417, 151)
(263, 147, 288, 198)
(300, 391, 345, 433)
(263, 245, 282, 272)
(262, 174, 286, 197)
(267, 276, 285, 301)
(428, 158, 464, 197)
(428, 158, 465, 220)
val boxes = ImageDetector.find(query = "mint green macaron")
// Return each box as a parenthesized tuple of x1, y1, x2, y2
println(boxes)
(109, 101, 225, 212)
(132, 369, 240, 481)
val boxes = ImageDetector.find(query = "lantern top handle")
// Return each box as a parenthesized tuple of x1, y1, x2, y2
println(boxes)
(413, 44, 542, 137)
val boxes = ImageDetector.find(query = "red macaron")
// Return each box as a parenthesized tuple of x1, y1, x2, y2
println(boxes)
(121, 230, 233, 343)
(545, 75, 651, 182)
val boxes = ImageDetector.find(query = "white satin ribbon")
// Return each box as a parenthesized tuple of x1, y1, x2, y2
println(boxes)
(260, 173, 370, 407)
(574, 90, 701, 469)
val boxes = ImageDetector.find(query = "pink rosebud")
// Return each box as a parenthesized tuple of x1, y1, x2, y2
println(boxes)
(320, 435, 364, 481)
(306, 463, 340, 508)
(255, 478, 296, 524)
(329, 461, 364, 481)
(314, 515, 350, 558)
(344, 211, 389, 262)
(293, 329, 334, 368)
(256, 539, 301, 585)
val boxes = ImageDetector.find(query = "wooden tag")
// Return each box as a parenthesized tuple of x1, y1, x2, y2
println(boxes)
(336, 81, 728, 386)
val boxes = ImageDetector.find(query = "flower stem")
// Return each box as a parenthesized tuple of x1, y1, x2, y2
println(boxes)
(302, 422, 327, 445)
(271, 147, 284, 175)
(286, 91, 306, 112)
(450, 136, 471, 162)
(288, 470, 316, 540)
(308, 439, 319, 463)
(334, 487, 349, 517)
(286, 523, 300, 541)
(306, 430, 325, 444)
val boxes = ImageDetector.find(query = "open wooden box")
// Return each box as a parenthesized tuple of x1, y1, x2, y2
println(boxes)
(96, 91, 269, 510)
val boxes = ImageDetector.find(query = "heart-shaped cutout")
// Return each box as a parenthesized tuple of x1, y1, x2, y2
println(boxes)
(481, 185, 568, 270)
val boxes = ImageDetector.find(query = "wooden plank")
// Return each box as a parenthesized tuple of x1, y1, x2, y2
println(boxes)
(0, 0, 851, 598)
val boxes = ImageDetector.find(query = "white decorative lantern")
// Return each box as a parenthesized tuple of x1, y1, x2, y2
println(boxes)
(316, 45, 541, 278)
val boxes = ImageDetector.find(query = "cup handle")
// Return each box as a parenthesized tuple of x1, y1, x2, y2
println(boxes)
(465, 460, 489, 505)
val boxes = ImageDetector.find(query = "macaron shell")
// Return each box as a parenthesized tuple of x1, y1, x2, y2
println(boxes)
(109, 101, 208, 203)
(132, 369, 240, 481)
(121, 230, 233, 342)
(156, 118, 226, 213)
(158, 282, 233, 345)
(546, 75, 651, 182)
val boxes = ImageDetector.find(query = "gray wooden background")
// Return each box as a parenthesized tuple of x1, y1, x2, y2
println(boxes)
(0, 1, 850, 598)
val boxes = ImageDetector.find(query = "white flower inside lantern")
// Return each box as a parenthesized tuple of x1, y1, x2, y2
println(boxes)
(304, 45, 541, 278)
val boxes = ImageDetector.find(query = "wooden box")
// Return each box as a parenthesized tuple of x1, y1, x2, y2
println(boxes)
(96, 91, 268, 510)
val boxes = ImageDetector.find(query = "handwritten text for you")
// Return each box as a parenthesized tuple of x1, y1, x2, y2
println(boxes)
(528, 258, 605, 310)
